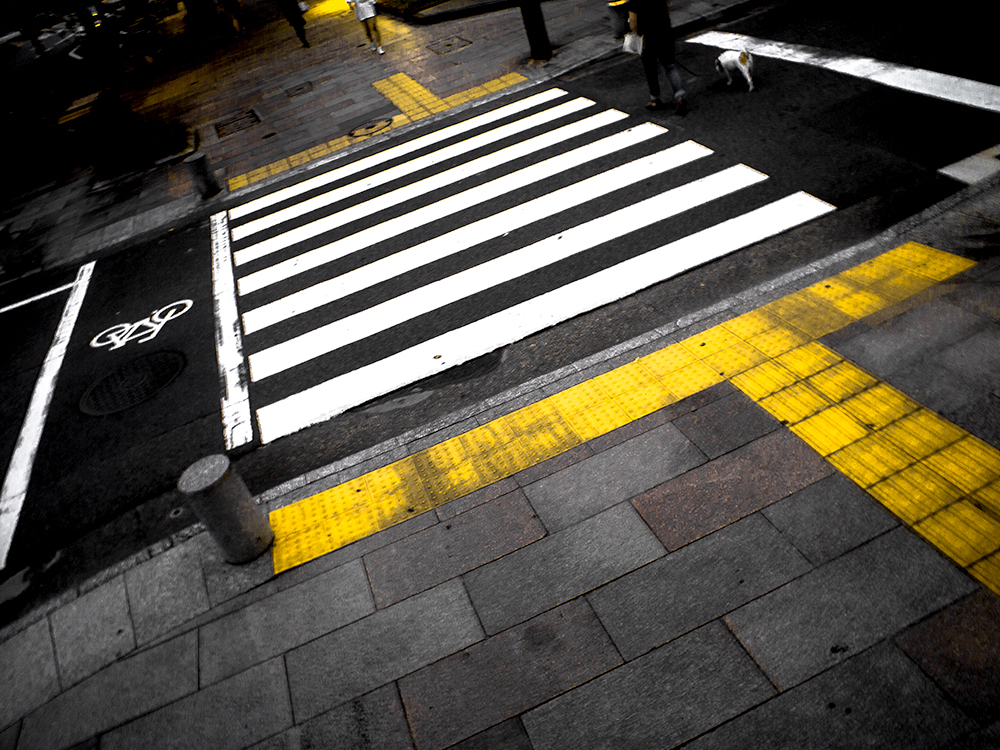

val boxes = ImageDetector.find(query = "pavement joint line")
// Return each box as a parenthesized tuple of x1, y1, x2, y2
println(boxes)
(266, 242, 999, 598)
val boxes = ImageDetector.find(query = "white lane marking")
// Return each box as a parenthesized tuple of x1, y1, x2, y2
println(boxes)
(256, 192, 835, 442)
(237, 121, 671, 300)
(0, 283, 74, 314)
(236, 108, 630, 283)
(242, 138, 710, 334)
(228, 87, 568, 221)
(689, 32, 1000, 113)
(248, 163, 767, 381)
(0, 262, 94, 570)
(232, 97, 597, 248)
(210, 212, 253, 450)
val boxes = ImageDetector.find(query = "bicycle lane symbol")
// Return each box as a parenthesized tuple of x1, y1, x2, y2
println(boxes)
(90, 300, 194, 350)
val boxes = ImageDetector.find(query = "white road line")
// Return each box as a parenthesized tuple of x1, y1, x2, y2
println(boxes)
(238, 121, 671, 299)
(0, 262, 94, 570)
(689, 32, 1000, 114)
(0, 283, 75, 314)
(241, 138, 710, 334)
(210, 212, 253, 450)
(228, 87, 568, 221)
(232, 97, 598, 247)
(255, 192, 835, 442)
(248, 163, 767, 381)
(235, 106, 629, 276)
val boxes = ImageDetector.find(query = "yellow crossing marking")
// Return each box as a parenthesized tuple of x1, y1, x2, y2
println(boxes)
(227, 72, 527, 191)
(268, 242, 1000, 597)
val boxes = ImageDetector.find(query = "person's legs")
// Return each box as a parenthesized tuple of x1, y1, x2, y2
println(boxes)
(640, 43, 661, 102)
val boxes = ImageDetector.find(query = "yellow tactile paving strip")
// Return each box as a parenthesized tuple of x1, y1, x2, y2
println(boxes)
(269, 242, 1000, 597)
(227, 72, 527, 191)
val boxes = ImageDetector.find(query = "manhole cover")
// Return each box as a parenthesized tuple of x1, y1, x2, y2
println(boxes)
(428, 36, 471, 55)
(286, 81, 313, 97)
(214, 109, 262, 139)
(349, 118, 392, 138)
(80, 351, 186, 416)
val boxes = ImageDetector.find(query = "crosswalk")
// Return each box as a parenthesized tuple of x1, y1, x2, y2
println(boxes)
(211, 87, 835, 446)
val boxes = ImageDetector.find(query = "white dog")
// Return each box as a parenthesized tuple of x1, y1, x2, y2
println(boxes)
(715, 49, 754, 91)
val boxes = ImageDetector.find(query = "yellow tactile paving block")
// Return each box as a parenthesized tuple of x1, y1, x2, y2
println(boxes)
(269, 242, 997, 595)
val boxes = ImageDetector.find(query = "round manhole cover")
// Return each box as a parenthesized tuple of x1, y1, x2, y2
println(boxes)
(80, 351, 186, 416)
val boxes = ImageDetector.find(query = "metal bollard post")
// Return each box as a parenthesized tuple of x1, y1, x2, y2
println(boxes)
(178, 455, 273, 564)
(185, 150, 222, 200)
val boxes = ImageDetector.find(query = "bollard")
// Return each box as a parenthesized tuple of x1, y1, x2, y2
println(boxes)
(178, 455, 273, 563)
(185, 150, 222, 200)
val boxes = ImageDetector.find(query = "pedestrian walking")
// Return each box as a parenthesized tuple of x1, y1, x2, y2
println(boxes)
(628, 0, 687, 113)
(278, 0, 310, 47)
(347, 0, 384, 55)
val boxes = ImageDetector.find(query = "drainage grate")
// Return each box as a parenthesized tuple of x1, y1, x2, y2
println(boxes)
(285, 81, 314, 97)
(428, 36, 472, 55)
(80, 351, 186, 416)
(214, 109, 262, 139)
(349, 118, 393, 138)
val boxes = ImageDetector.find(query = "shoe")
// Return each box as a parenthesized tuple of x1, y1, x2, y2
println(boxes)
(674, 97, 688, 115)
(369, 43, 377, 51)
(645, 98, 666, 111)
(377, 46, 385, 55)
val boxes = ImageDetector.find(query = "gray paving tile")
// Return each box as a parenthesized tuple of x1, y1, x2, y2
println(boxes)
(937, 722, 1000, 750)
(448, 718, 533, 750)
(0, 618, 59, 731)
(725, 527, 978, 690)
(837, 299, 985, 377)
(100, 656, 290, 750)
(50, 575, 135, 688)
(672, 390, 781, 459)
(124, 543, 210, 644)
(762, 473, 899, 565)
(522, 621, 775, 750)
(399, 598, 622, 749)
(200, 558, 374, 686)
(588, 513, 811, 660)
(366, 489, 546, 608)
(685, 641, 975, 750)
(896, 590, 1000, 724)
(523, 423, 706, 531)
(0, 723, 18, 750)
(940, 329, 1000, 391)
(248, 684, 413, 750)
(196, 531, 275, 608)
(633, 429, 833, 551)
(17, 631, 198, 750)
(286, 579, 484, 722)
(464, 503, 665, 634)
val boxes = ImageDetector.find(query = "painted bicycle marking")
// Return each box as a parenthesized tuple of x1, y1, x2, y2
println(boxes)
(90, 300, 193, 350)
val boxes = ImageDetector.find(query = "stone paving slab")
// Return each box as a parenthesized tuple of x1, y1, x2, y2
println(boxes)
(49, 574, 135, 688)
(463, 502, 664, 634)
(761, 473, 900, 566)
(685, 641, 975, 750)
(0, 619, 60, 734)
(366, 488, 545, 607)
(199, 557, 374, 686)
(285, 578, 483, 722)
(399, 598, 621, 749)
(896, 590, 1000, 724)
(725, 526, 979, 690)
(100, 657, 291, 750)
(523, 422, 707, 531)
(587, 512, 811, 660)
(633, 428, 834, 551)
(521, 621, 775, 749)
(123, 542, 210, 645)
(17, 631, 198, 750)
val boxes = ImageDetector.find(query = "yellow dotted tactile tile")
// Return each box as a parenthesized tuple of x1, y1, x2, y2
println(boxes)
(226, 72, 527, 191)
(269, 242, 999, 597)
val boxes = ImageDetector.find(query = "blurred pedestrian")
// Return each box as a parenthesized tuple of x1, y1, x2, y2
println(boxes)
(628, 0, 687, 113)
(347, 0, 383, 55)
(279, 0, 309, 47)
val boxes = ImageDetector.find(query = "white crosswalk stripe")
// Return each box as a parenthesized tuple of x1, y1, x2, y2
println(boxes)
(212, 87, 835, 445)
